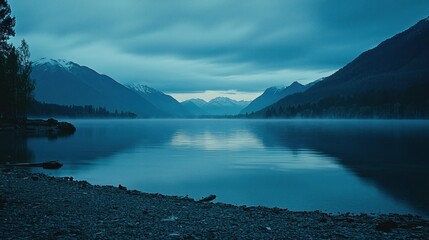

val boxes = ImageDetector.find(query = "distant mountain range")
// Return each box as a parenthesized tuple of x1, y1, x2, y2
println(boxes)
(182, 97, 250, 116)
(31, 17, 429, 119)
(181, 100, 209, 116)
(251, 16, 429, 118)
(240, 79, 322, 114)
(126, 83, 190, 117)
(31, 59, 164, 117)
(31, 59, 251, 118)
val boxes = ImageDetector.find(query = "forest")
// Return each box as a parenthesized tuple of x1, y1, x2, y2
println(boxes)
(259, 80, 429, 119)
(28, 102, 137, 119)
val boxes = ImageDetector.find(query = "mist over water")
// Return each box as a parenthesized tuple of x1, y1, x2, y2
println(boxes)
(2, 119, 429, 217)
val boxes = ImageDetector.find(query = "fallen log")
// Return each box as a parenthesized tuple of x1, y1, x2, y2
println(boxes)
(4, 161, 63, 169)
(198, 194, 216, 203)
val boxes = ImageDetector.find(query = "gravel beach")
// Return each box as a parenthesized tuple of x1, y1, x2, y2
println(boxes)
(1, 169, 428, 239)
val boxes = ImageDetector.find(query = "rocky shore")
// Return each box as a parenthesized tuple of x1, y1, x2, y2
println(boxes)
(0, 118, 76, 136)
(1, 169, 428, 239)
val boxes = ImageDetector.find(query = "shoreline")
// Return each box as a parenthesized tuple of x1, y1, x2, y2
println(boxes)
(1, 169, 428, 239)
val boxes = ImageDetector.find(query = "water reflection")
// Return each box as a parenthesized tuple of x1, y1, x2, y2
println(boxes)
(247, 120, 429, 215)
(171, 130, 264, 150)
(2, 119, 428, 217)
(232, 150, 341, 171)
(0, 132, 34, 164)
(26, 120, 178, 167)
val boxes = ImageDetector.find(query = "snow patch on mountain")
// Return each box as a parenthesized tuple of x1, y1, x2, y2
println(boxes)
(182, 97, 249, 115)
(209, 97, 235, 106)
(34, 58, 76, 70)
(126, 83, 160, 95)
(209, 97, 250, 107)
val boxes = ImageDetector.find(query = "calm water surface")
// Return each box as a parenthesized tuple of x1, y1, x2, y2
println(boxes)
(1, 119, 428, 217)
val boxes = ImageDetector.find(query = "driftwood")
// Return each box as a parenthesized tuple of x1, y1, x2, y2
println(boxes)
(198, 194, 216, 203)
(5, 161, 63, 169)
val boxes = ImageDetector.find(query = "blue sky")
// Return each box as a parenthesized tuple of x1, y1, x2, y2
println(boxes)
(8, 0, 429, 101)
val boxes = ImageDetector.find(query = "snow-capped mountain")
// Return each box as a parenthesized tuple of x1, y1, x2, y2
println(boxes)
(126, 83, 190, 117)
(206, 97, 249, 115)
(208, 97, 247, 106)
(31, 59, 163, 117)
(182, 97, 250, 116)
(35, 58, 77, 70)
(31, 58, 252, 118)
(240, 80, 322, 114)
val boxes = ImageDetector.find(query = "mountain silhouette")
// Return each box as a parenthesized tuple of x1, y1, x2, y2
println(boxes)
(256, 17, 429, 118)
(32, 59, 164, 117)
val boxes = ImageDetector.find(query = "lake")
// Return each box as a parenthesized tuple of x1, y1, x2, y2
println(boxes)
(1, 119, 429, 217)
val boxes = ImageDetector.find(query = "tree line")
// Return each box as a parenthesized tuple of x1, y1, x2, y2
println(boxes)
(0, 0, 34, 122)
(258, 81, 429, 119)
(28, 102, 137, 119)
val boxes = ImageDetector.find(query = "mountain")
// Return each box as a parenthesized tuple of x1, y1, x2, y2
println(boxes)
(182, 97, 250, 116)
(126, 83, 190, 117)
(31, 58, 164, 117)
(256, 17, 429, 118)
(206, 97, 250, 115)
(240, 81, 312, 114)
(185, 98, 208, 108)
(181, 100, 209, 116)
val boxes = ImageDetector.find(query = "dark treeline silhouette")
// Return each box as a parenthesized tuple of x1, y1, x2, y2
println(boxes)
(0, 0, 34, 122)
(257, 81, 429, 119)
(28, 102, 137, 119)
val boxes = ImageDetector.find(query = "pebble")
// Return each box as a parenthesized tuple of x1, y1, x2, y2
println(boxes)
(1, 169, 428, 239)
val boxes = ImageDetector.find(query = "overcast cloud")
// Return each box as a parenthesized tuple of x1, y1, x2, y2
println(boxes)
(8, 0, 429, 100)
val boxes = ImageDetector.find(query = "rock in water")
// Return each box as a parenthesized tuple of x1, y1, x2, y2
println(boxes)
(57, 121, 76, 133)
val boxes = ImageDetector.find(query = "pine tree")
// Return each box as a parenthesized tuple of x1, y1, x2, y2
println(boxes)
(16, 39, 35, 119)
(0, 0, 34, 121)
(0, 0, 15, 119)
(0, 0, 15, 41)
(4, 46, 18, 119)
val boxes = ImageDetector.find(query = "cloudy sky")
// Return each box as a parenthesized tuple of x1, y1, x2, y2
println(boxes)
(8, 0, 429, 101)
